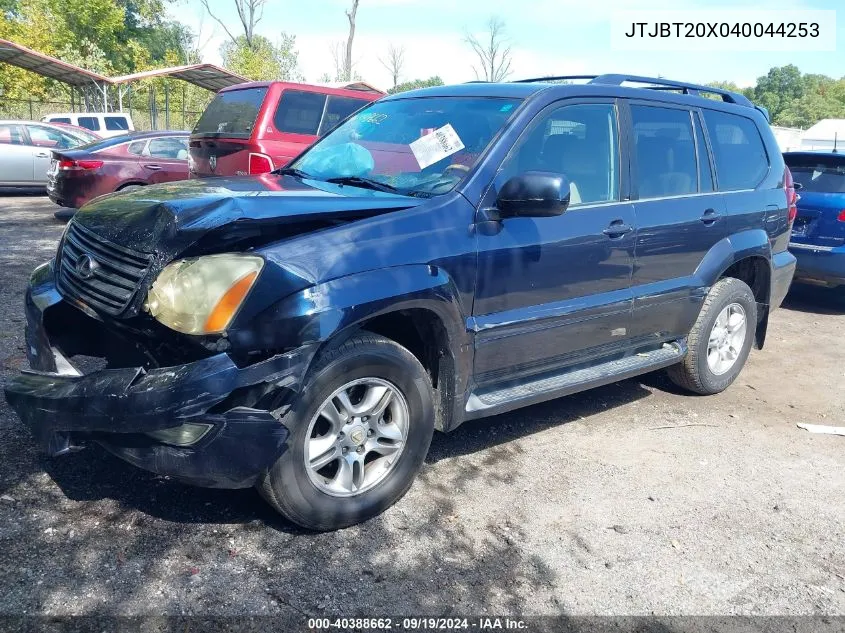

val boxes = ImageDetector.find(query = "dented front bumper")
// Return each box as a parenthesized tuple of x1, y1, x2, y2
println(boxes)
(3, 262, 315, 488)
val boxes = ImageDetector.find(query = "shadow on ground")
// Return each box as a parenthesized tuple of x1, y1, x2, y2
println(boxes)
(781, 283, 845, 315)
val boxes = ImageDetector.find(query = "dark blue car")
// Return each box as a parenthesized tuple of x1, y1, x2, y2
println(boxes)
(4, 75, 796, 530)
(784, 151, 845, 288)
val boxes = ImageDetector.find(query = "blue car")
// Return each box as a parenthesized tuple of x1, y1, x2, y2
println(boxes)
(785, 151, 845, 288)
(4, 75, 796, 530)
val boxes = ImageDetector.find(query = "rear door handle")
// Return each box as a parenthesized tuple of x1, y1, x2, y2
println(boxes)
(602, 220, 633, 238)
(35, 152, 50, 158)
(700, 208, 720, 225)
(144, 164, 162, 170)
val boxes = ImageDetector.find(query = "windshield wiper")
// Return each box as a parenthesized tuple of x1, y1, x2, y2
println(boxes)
(274, 167, 313, 178)
(324, 176, 403, 194)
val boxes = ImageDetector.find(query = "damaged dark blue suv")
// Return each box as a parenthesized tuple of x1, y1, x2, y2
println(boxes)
(4, 75, 796, 530)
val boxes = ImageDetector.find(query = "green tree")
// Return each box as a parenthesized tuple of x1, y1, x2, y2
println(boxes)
(749, 64, 805, 124)
(387, 76, 444, 95)
(220, 33, 299, 81)
(778, 92, 845, 129)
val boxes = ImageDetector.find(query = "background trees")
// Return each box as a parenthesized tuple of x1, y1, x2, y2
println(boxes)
(2, 0, 845, 132)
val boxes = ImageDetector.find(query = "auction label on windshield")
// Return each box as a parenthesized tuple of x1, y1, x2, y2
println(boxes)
(410, 124, 465, 169)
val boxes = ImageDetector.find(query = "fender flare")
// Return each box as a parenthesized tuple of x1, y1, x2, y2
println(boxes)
(693, 228, 773, 348)
(694, 229, 772, 290)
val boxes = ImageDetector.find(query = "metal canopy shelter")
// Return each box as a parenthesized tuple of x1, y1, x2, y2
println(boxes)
(0, 39, 247, 113)
(110, 64, 248, 92)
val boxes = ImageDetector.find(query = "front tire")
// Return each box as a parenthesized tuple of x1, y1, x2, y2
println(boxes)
(668, 277, 757, 395)
(259, 333, 435, 531)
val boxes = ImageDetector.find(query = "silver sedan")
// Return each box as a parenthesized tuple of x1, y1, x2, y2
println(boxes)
(0, 120, 95, 187)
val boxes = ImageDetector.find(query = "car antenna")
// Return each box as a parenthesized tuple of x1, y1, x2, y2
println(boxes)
(833, 131, 839, 154)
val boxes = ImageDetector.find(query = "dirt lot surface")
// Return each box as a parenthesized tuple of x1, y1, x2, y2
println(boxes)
(0, 194, 843, 620)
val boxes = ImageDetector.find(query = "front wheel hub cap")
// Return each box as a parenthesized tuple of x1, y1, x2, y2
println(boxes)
(304, 377, 409, 498)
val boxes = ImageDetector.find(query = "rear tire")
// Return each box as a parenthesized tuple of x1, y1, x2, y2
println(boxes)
(258, 333, 435, 531)
(668, 277, 757, 395)
(118, 184, 143, 193)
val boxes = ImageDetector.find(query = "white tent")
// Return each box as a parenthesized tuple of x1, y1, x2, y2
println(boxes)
(799, 119, 845, 151)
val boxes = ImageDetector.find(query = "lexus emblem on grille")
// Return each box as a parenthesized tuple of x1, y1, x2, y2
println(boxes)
(209, 155, 217, 172)
(76, 253, 100, 280)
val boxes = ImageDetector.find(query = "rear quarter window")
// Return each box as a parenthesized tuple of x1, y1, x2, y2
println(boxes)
(274, 90, 327, 135)
(127, 140, 147, 155)
(49, 117, 71, 124)
(702, 110, 769, 191)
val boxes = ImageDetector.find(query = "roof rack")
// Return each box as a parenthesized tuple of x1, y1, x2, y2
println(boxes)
(515, 73, 753, 107)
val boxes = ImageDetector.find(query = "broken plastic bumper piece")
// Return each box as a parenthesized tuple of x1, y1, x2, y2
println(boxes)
(2, 262, 314, 488)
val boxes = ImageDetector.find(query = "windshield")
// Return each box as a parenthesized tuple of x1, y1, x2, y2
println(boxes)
(289, 96, 522, 196)
(786, 155, 845, 193)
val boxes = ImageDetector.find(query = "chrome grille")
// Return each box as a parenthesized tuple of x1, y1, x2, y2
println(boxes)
(58, 222, 153, 316)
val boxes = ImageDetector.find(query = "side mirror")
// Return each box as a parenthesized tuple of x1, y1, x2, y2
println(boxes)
(496, 171, 571, 218)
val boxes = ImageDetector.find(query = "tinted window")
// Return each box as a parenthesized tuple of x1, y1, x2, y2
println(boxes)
(77, 116, 101, 131)
(49, 117, 71, 124)
(318, 96, 369, 135)
(0, 124, 24, 145)
(785, 155, 845, 193)
(693, 114, 714, 192)
(148, 137, 189, 159)
(502, 103, 619, 205)
(105, 116, 129, 131)
(631, 105, 697, 198)
(193, 87, 268, 138)
(127, 140, 147, 155)
(702, 110, 769, 191)
(274, 90, 327, 135)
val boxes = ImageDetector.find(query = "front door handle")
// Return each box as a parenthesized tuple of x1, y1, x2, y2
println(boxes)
(144, 164, 162, 170)
(602, 220, 633, 238)
(700, 208, 720, 225)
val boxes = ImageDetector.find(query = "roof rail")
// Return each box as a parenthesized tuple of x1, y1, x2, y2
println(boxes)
(514, 75, 599, 84)
(515, 73, 753, 107)
(591, 74, 752, 106)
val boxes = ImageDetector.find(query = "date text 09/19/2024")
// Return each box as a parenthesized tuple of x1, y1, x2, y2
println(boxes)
(308, 617, 528, 630)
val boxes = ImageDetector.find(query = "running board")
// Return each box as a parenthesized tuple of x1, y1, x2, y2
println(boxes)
(465, 341, 687, 419)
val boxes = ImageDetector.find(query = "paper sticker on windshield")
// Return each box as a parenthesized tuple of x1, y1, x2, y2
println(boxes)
(410, 124, 465, 169)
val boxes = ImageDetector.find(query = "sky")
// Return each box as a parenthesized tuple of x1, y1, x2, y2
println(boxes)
(168, 0, 844, 92)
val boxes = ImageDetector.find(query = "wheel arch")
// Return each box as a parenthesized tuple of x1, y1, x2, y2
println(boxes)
(235, 265, 473, 431)
(696, 230, 773, 349)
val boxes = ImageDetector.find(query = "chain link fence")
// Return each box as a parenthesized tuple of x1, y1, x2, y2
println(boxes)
(0, 89, 212, 132)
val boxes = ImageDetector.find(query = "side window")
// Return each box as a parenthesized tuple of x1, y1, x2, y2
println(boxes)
(127, 140, 147, 155)
(49, 117, 71, 124)
(702, 109, 769, 191)
(318, 96, 369, 136)
(273, 90, 327, 135)
(105, 116, 129, 131)
(77, 116, 101, 131)
(147, 137, 187, 159)
(693, 113, 714, 192)
(28, 125, 73, 149)
(501, 103, 619, 205)
(631, 105, 697, 198)
(0, 124, 24, 145)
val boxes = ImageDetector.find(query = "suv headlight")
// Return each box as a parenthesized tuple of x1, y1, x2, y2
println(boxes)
(145, 254, 264, 334)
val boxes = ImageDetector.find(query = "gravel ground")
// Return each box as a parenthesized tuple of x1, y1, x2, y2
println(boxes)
(0, 194, 843, 620)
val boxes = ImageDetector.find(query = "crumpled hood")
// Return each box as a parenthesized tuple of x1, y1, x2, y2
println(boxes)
(72, 174, 425, 259)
